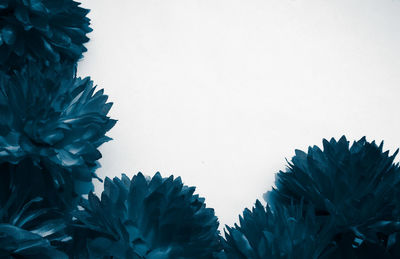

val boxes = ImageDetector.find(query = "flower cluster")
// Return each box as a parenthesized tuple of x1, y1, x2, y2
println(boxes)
(1, 0, 400, 258)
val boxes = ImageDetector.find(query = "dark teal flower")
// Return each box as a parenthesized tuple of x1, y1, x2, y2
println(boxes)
(0, 63, 115, 209)
(68, 173, 222, 258)
(223, 200, 335, 259)
(0, 0, 91, 71)
(265, 136, 400, 257)
(0, 162, 69, 258)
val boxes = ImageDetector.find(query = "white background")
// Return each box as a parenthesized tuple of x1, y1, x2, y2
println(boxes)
(78, 0, 400, 230)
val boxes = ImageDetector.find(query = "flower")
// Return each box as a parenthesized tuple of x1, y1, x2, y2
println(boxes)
(69, 172, 223, 258)
(0, 63, 115, 208)
(265, 136, 400, 256)
(0, 0, 92, 71)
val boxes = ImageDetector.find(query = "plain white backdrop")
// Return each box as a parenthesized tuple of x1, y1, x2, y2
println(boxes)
(78, 0, 400, 230)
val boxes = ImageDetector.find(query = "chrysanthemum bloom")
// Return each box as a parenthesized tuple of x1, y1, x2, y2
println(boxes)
(0, 0, 91, 71)
(69, 173, 223, 258)
(265, 136, 400, 257)
(0, 63, 115, 209)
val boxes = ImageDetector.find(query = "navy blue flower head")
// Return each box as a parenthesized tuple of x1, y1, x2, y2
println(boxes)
(69, 173, 222, 258)
(0, 0, 92, 71)
(0, 63, 116, 208)
(265, 136, 400, 257)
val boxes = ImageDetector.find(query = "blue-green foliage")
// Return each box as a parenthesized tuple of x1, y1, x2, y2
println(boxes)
(67, 173, 223, 258)
(0, 0, 92, 71)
